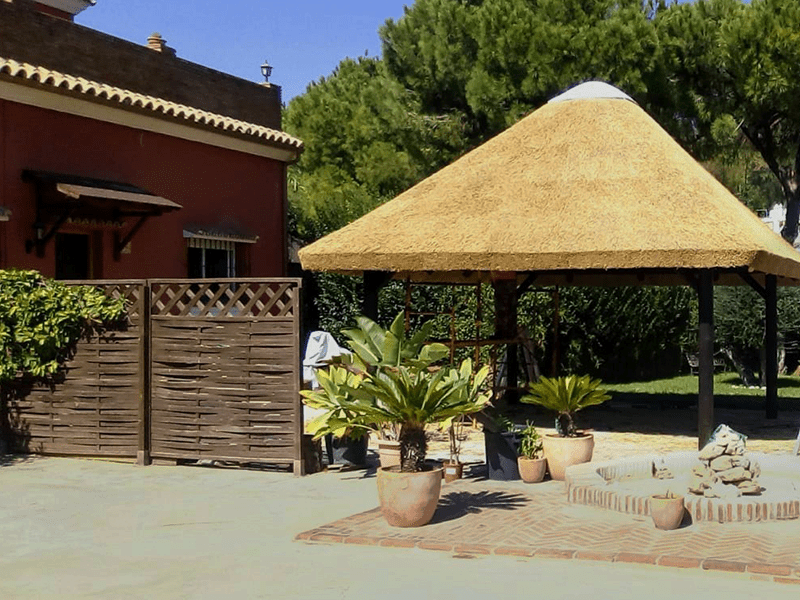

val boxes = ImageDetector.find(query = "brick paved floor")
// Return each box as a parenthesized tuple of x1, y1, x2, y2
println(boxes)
(297, 475, 800, 585)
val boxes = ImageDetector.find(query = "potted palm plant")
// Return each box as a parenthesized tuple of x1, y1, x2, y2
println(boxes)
(331, 313, 491, 527)
(517, 421, 546, 483)
(520, 375, 610, 480)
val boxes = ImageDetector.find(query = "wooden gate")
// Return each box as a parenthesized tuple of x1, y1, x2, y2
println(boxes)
(148, 280, 302, 473)
(2, 278, 304, 474)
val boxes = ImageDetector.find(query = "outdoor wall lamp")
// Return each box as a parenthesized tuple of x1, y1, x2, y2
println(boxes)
(260, 60, 273, 83)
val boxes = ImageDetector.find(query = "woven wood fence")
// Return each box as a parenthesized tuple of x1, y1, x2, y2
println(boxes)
(1, 279, 304, 474)
(1, 281, 144, 458)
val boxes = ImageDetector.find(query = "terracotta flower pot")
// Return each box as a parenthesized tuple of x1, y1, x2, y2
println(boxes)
(541, 433, 594, 481)
(649, 494, 686, 530)
(378, 440, 401, 468)
(442, 461, 463, 483)
(376, 465, 443, 527)
(518, 456, 547, 483)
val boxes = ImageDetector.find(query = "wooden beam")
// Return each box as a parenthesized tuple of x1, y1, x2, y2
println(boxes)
(697, 270, 715, 449)
(114, 215, 151, 261)
(516, 273, 537, 298)
(765, 274, 778, 419)
(738, 271, 766, 299)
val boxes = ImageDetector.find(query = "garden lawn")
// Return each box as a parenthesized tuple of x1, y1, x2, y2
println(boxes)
(603, 372, 800, 410)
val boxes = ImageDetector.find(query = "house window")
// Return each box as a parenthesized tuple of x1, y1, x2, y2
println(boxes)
(187, 238, 236, 278)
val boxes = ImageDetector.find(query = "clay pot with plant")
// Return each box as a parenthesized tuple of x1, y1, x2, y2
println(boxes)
(520, 375, 610, 480)
(517, 421, 546, 483)
(331, 313, 491, 527)
(649, 490, 687, 530)
(377, 423, 401, 468)
(441, 418, 465, 482)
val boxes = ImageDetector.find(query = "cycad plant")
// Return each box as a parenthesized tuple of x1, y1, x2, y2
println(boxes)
(521, 375, 610, 437)
(346, 357, 490, 472)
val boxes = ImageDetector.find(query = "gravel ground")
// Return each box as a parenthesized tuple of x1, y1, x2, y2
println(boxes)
(398, 401, 800, 465)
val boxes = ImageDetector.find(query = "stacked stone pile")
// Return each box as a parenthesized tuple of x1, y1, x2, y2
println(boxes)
(688, 425, 762, 498)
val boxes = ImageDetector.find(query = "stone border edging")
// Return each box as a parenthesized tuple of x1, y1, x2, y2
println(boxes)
(295, 529, 800, 585)
(565, 452, 800, 523)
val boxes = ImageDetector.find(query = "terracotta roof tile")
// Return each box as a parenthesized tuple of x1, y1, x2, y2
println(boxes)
(0, 56, 303, 152)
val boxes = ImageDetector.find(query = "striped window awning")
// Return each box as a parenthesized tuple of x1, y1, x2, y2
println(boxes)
(183, 227, 258, 249)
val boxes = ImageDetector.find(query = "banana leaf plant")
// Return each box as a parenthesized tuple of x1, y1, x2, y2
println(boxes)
(341, 312, 448, 371)
(300, 365, 369, 441)
(520, 375, 610, 437)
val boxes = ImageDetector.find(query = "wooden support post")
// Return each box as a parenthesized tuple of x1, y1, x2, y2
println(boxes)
(697, 270, 714, 449)
(363, 271, 390, 322)
(493, 276, 519, 404)
(293, 278, 306, 476)
(765, 274, 778, 420)
(137, 281, 152, 466)
(551, 286, 560, 377)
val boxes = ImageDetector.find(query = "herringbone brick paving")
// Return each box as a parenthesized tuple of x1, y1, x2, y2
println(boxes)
(297, 477, 800, 582)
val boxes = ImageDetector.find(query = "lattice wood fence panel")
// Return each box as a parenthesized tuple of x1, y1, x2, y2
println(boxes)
(2, 282, 144, 458)
(148, 280, 302, 469)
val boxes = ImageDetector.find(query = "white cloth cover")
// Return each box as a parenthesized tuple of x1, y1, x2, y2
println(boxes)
(302, 331, 351, 388)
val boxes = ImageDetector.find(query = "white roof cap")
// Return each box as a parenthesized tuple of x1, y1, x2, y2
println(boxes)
(548, 81, 634, 104)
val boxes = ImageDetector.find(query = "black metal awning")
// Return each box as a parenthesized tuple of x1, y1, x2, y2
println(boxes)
(22, 170, 182, 258)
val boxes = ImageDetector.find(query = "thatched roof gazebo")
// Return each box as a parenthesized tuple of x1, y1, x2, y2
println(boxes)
(300, 81, 800, 446)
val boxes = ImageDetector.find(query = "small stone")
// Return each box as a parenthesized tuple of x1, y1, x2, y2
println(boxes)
(688, 475, 709, 494)
(699, 443, 726, 461)
(710, 456, 735, 471)
(692, 464, 711, 477)
(654, 466, 674, 480)
(707, 482, 741, 498)
(726, 440, 746, 456)
(737, 481, 762, 495)
(750, 460, 761, 478)
(717, 466, 749, 483)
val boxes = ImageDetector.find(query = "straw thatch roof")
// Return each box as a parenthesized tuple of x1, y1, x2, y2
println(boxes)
(299, 82, 800, 286)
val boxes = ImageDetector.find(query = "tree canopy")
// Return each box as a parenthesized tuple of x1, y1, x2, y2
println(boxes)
(381, 0, 664, 139)
(658, 0, 800, 242)
(284, 0, 800, 380)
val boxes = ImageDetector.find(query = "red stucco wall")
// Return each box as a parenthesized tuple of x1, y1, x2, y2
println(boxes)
(0, 98, 287, 278)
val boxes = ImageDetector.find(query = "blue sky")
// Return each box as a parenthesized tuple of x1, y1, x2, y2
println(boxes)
(77, 1, 411, 104)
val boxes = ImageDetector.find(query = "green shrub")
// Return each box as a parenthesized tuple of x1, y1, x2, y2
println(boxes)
(0, 270, 126, 382)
